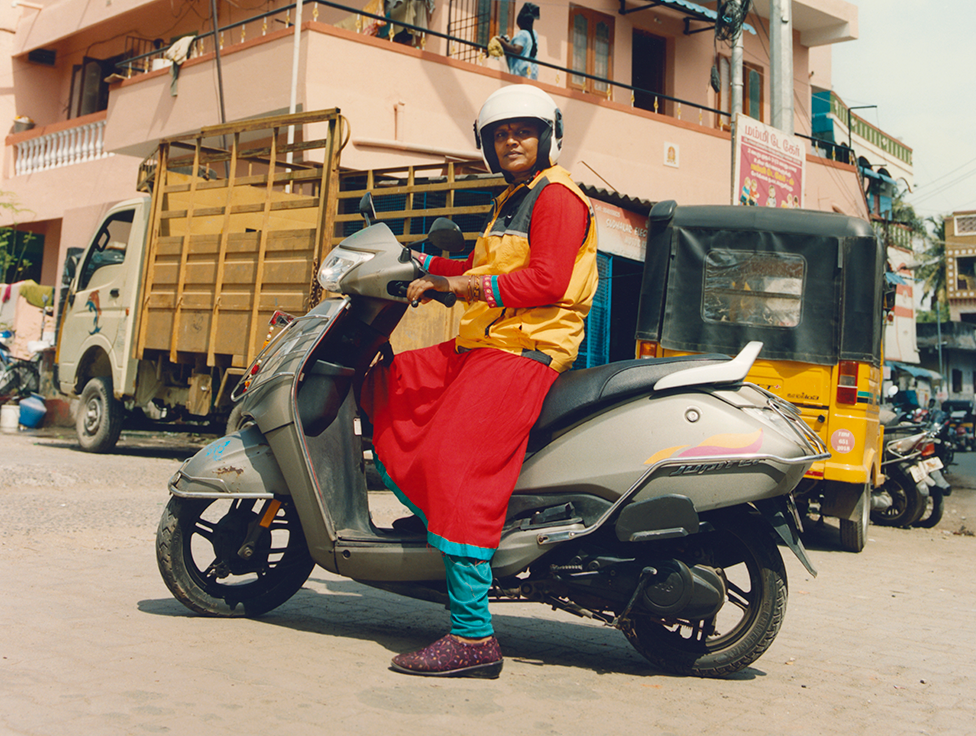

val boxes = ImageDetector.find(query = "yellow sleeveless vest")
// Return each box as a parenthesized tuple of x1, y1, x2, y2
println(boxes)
(456, 165, 598, 373)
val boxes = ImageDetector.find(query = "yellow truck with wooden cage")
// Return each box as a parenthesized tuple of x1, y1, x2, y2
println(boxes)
(55, 108, 506, 452)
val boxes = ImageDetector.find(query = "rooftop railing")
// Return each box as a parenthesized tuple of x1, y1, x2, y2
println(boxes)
(115, 0, 733, 130)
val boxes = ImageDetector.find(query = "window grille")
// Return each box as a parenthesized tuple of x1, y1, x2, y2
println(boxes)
(955, 215, 976, 236)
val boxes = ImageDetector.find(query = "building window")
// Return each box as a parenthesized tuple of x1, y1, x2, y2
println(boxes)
(68, 53, 128, 119)
(952, 369, 962, 394)
(715, 56, 765, 124)
(569, 5, 613, 95)
(632, 30, 666, 114)
(448, 0, 514, 63)
(955, 214, 976, 236)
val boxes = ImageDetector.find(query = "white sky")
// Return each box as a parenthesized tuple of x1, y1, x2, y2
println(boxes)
(829, 0, 976, 220)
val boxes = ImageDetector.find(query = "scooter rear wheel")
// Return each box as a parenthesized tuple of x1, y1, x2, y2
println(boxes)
(622, 510, 787, 678)
(156, 496, 314, 617)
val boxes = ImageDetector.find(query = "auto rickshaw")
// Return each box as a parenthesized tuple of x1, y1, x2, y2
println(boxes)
(635, 201, 885, 552)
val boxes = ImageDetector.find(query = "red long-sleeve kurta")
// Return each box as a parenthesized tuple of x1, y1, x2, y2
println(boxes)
(363, 179, 593, 559)
(422, 185, 589, 307)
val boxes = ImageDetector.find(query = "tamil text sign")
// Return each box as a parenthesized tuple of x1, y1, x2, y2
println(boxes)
(733, 113, 806, 209)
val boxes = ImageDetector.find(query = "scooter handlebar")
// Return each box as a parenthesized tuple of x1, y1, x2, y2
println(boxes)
(412, 290, 457, 308)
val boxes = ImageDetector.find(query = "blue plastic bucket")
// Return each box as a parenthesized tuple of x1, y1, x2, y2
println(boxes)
(19, 393, 46, 428)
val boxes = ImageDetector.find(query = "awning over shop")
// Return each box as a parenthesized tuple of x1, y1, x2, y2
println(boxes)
(861, 168, 898, 187)
(619, 0, 757, 35)
(885, 271, 909, 285)
(887, 361, 943, 382)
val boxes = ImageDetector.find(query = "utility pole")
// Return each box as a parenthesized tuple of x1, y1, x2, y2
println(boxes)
(769, 0, 794, 133)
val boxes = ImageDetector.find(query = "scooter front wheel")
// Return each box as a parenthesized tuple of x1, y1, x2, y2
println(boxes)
(622, 510, 787, 678)
(156, 496, 314, 617)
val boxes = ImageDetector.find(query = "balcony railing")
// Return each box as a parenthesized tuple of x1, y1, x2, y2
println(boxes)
(13, 118, 111, 176)
(115, 0, 731, 130)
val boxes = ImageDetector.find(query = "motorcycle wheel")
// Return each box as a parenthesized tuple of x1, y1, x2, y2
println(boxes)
(156, 496, 314, 617)
(622, 511, 787, 678)
(869, 475, 922, 528)
(912, 488, 945, 529)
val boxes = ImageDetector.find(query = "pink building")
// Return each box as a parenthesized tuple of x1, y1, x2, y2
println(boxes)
(1, 0, 866, 295)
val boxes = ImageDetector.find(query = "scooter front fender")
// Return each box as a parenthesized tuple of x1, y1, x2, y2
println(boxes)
(169, 424, 287, 499)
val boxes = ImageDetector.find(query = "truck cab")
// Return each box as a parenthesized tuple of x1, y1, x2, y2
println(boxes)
(56, 198, 151, 450)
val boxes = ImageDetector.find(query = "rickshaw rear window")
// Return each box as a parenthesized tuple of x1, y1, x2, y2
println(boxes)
(702, 250, 805, 328)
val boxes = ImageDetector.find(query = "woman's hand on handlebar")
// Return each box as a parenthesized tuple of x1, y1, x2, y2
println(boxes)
(407, 274, 465, 305)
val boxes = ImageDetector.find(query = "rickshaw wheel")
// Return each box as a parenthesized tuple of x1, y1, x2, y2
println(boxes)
(838, 483, 869, 552)
(870, 476, 921, 528)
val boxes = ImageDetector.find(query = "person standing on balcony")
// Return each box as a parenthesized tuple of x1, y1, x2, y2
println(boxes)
(495, 3, 541, 79)
(362, 85, 598, 678)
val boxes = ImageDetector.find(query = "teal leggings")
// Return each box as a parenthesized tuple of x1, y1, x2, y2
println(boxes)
(443, 554, 494, 638)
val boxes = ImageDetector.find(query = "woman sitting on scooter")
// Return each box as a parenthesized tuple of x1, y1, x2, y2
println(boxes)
(362, 84, 599, 678)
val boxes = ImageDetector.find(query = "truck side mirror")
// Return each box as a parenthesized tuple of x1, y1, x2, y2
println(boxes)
(65, 254, 79, 280)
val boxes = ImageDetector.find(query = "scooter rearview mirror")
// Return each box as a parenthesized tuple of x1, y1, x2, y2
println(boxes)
(425, 218, 465, 253)
(359, 193, 377, 226)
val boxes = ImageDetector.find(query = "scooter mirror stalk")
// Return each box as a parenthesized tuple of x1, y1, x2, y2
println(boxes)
(359, 192, 377, 226)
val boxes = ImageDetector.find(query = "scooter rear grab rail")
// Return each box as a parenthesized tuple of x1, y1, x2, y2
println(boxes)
(537, 391, 830, 547)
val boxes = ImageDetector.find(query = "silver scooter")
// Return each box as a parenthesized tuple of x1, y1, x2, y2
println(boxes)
(156, 201, 828, 677)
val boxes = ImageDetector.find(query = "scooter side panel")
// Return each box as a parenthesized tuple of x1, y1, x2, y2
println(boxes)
(516, 390, 806, 513)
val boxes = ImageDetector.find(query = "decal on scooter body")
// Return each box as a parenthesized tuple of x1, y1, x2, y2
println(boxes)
(644, 429, 764, 466)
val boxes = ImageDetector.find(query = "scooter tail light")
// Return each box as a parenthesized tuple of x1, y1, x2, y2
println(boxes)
(836, 360, 859, 405)
(920, 442, 936, 457)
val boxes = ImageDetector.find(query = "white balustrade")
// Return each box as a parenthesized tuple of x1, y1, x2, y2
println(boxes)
(12, 120, 112, 176)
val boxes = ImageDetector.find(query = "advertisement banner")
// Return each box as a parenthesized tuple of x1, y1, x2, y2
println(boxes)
(591, 198, 647, 262)
(733, 113, 806, 209)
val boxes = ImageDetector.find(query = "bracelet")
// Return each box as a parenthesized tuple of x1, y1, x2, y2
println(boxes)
(460, 275, 484, 303)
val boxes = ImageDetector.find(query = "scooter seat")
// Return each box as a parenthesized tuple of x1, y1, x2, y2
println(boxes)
(528, 355, 729, 451)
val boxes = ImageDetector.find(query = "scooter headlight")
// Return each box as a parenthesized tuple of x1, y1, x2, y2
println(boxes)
(318, 248, 375, 292)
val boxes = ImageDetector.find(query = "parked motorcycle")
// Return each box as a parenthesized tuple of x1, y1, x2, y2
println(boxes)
(155, 203, 828, 678)
(0, 329, 42, 400)
(872, 417, 950, 528)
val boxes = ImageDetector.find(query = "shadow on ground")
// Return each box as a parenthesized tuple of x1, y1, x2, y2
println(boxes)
(137, 576, 768, 681)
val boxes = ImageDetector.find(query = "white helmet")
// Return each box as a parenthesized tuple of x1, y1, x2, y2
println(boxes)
(474, 85, 563, 179)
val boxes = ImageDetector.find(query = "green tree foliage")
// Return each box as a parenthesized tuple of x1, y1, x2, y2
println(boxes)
(915, 214, 947, 309)
(0, 192, 35, 284)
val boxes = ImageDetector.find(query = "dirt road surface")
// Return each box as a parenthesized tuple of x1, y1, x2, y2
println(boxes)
(2, 428, 975, 735)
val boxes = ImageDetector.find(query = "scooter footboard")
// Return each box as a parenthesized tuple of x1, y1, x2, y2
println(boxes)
(169, 425, 288, 499)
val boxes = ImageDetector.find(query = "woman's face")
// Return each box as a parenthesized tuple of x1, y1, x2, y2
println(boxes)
(493, 119, 541, 182)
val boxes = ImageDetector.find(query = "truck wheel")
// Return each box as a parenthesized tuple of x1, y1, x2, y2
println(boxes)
(76, 376, 124, 453)
(838, 485, 870, 553)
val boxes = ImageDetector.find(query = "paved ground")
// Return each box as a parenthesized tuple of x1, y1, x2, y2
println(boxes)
(2, 427, 975, 735)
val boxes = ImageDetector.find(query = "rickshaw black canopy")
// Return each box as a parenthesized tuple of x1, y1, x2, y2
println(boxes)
(636, 203, 883, 367)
